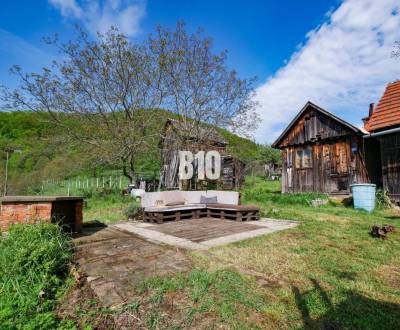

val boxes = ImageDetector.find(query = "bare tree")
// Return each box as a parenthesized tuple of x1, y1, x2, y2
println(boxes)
(1, 27, 164, 182)
(151, 21, 259, 142)
(1, 22, 259, 183)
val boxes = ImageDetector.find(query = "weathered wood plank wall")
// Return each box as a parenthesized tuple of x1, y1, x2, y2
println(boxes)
(380, 133, 400, 201)
(278, 107, 369, 194)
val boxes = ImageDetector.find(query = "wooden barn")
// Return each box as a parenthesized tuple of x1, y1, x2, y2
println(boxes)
(363, 81, 400, 202)
(159, 119, 245, 190)
(272, 102, 369, 194)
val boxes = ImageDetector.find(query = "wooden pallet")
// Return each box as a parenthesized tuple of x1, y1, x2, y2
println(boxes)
(143, 207, 206, 224)
(143, 205, 259, 224)
(206, 208, 260, 221)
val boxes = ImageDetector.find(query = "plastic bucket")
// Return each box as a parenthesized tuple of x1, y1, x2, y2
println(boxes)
(350, 184, 376, 212)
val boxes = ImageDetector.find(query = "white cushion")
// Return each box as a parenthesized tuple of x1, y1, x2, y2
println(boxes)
(144, 204, 206, 212)
(161, 190, 185, 205)
(206, 190, 239, 205)
(181, 191, 205, 204)
(141, 192, 163, 208)
(142, 190, 239, 208)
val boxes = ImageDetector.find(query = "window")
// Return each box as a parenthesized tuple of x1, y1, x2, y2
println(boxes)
(287, 150, 293, 167)
(295, 147, 313, 169)
(295, 150, 302, 169)
(303, 148, 312, 168)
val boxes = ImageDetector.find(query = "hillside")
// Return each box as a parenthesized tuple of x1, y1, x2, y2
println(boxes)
(0, 110, 263, 195)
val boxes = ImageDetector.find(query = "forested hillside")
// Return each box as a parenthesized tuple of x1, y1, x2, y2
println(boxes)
(0, 110, 278, 195)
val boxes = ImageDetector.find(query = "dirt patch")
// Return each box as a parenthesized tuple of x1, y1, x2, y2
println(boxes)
(376, 265, 400, 289)
(56, 272, 116, 329)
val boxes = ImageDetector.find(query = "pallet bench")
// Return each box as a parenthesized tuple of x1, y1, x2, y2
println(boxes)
(143, 204, 260, 224)
(206, 204, 260, 221)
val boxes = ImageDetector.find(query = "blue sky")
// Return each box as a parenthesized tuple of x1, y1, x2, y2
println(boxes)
(1, 0, 400, 142)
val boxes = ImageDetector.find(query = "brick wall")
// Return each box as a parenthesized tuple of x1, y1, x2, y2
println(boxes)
(0, 199, 83, 232)
(0, 202, 52, 231)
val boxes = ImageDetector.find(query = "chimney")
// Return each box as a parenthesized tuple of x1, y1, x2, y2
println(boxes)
(368, 103, 374, 117)
(362, 103, 374, 127)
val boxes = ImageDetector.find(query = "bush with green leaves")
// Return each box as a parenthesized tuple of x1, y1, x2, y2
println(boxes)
(376, 188, 392, 209)
(124, 202, 141, 219)
(0, 223, 73, 329)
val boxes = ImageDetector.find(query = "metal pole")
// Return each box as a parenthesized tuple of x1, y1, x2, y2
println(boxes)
(3, 151, 9, 196)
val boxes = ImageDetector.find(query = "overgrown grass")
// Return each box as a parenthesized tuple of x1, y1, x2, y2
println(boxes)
(83, 191, 132, 223)
(0, 223, 73, 329)
(123, 268, 269, 329)
(200, 178, 400, 329)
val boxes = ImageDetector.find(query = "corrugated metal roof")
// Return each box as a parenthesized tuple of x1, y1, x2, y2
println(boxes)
(364, 81, 400, 132)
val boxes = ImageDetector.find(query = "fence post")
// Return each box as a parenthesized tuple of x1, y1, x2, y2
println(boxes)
(96, 177, 99, 188)
(109, 176, 112, 188)
(119, 176, 122, 189)
(102, 177, 105, 188)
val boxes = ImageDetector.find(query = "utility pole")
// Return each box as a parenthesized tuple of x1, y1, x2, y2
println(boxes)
(3, 147, 21, 196)
(4, 150, 9, 196)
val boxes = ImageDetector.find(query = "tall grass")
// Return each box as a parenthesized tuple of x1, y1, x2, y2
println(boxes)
(0, 223, 73, 329)
(241, 176, 326, 205)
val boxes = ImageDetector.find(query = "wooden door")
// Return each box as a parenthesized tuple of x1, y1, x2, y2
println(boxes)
(294, 147, 313, 192)
(322, 141, 351, 193)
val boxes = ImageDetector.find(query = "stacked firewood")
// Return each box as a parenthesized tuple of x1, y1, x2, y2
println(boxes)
(370, 224, 395, 239)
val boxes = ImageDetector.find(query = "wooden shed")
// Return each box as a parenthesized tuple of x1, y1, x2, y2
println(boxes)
(363, 81, 400, 202)
(272, 102, 369, 194)
(159, 119, 245, 190)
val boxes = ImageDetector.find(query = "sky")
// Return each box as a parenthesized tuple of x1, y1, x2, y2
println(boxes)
(1, 0, 400, 143)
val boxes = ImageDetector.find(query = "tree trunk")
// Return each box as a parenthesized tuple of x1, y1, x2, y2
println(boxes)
(122, 158, 135, 183)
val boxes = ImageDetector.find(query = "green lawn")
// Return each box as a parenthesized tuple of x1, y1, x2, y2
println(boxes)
(196, 178, 400, 329)
(83, 193, 133, 223)
(51, 178, 400, 329)
(110, 178, 400, 329)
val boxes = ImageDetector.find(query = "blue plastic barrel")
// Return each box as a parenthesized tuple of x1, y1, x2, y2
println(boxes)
(350, 184, 376, 212)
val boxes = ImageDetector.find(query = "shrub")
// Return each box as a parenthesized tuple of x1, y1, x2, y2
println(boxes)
(124, 202, 141, 219)
(0, 223, 73, 329)
(376, 188, 392, 208)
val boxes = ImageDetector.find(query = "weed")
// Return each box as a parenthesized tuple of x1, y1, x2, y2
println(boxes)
(0, 223, 73, 328)
(136, 268, 268, 329)
(123, 202, 141, 219)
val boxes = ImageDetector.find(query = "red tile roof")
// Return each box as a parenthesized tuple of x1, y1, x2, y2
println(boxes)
(364, 81, 400, 132)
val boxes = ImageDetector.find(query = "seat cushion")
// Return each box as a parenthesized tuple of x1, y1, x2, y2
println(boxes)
(161, 190, 185, 205)
(206, 191, 239, 205)
(206, 203, 260, 211)
(181, 191, 204, 204)
(141, 192, 163, 208)
(200, 195, 218, 204)
(144, 204, 206, 212)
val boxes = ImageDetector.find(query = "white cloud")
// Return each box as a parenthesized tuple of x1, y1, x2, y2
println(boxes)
(254, 0, 400, 143)
(48, 0, 82, 18)
(49, 0, 146, 37)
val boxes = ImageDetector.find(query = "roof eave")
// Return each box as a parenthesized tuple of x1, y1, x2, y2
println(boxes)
(272, 101, 364, 148)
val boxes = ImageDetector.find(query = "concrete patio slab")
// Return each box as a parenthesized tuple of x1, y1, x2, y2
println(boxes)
(114, 218, 298, 250)
(73, 218, 298, 309)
